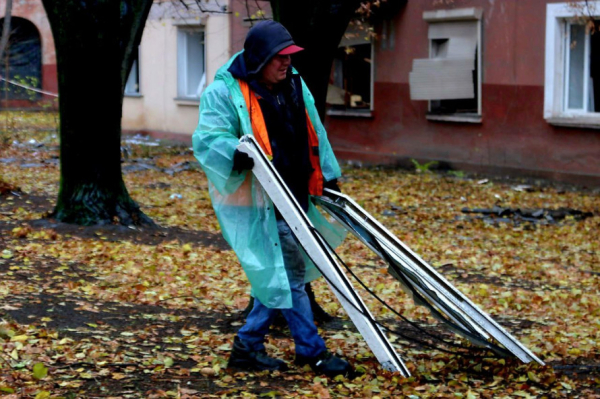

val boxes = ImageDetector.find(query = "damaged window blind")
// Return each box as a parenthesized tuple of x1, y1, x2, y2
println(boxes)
(409, 21, 477, 101)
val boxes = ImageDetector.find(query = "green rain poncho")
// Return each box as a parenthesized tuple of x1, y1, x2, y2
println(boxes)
(192, 52, 345, 309)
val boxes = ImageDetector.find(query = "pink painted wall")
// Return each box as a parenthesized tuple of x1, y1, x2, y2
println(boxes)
(325, 0, 600, 184)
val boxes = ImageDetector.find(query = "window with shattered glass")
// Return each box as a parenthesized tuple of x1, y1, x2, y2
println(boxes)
(326, 24, 373, 116)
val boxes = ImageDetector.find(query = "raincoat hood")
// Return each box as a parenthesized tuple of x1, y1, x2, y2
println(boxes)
(243, 20, 298, 76)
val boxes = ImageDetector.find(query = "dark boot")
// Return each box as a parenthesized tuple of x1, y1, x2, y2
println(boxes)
(227, 336, 288, 371)
(295, 350, 352, 378)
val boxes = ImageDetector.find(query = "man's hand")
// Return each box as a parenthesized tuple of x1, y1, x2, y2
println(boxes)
(232, 149, 255, 173)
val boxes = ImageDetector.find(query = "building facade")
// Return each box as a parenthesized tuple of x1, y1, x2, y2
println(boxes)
(2, 0, 599, 184)
(324, 0, 600, 184)
(121, 1, 230, 139)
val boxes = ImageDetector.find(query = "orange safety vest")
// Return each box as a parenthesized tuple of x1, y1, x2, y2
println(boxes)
(238, 79, 324, 196)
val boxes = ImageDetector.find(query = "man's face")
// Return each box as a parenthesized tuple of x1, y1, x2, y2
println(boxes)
(260, 54, 291, 87)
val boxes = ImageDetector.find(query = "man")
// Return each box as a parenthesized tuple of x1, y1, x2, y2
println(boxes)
(192, 20, 351, 378)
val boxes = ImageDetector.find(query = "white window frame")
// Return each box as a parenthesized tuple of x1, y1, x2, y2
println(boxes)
(176, 26, 206, 102)
(420, 7, 483, 123)
(545, 2, 600, 128)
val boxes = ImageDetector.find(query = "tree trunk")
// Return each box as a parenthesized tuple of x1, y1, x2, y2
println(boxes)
(272, 0, 362, 121)
(41, 0, 153, 226)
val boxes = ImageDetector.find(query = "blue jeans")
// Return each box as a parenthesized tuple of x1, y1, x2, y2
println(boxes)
(237, 219, 327, 358)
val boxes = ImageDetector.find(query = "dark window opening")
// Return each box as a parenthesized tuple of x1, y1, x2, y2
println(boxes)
(0, 17, 42, 101)
(327, 43, 372, 111)
(431, 38, 448, 58)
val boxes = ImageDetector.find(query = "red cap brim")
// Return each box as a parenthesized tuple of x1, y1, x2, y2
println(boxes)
(278, 45, 304, 55)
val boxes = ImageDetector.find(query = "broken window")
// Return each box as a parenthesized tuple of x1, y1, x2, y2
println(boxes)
(326, 25, 373, 115)
(564, 21, 600, 113)
(409, 8, 482, 119)
(177, 28, 205, 100)
(0, 17, 42, 101)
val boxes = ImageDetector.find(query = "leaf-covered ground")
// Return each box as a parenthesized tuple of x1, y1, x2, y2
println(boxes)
(0, 111, 599, 398)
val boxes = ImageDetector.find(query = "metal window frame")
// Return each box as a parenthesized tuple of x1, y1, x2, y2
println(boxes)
(315, 191, 544, 366)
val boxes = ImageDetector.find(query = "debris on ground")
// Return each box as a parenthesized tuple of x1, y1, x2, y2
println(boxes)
(461, 206, 593, 224)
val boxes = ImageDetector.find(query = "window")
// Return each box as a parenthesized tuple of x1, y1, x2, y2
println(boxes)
(125, 47, 140, 96)
(326, 24, 374, 116)
(545, 2, 600, 128)
(0, 17, 42, 100)
(409, 8, 482, 122)
(177, 28, 206, 101)
(564, 22, 600, 113)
